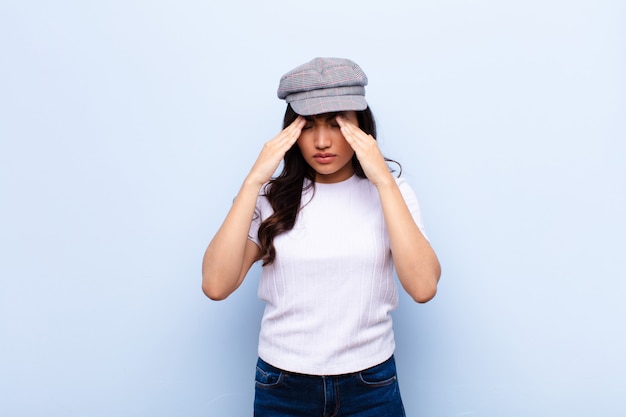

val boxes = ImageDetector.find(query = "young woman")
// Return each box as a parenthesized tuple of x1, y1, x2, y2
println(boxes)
(202, 57, 440, 416)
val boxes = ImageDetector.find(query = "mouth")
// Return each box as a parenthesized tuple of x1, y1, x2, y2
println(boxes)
(313, 153, 337, 164)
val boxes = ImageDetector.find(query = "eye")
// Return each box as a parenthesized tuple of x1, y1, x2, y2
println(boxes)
(302, 124, 312, 130)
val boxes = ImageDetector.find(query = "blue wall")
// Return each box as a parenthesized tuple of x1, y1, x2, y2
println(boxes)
(1, 1, 624, 416)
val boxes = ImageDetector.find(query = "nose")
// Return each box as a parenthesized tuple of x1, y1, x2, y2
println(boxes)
(314, 126, 331, 149)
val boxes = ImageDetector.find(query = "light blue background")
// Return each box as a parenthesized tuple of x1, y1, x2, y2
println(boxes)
(1, 1, 624, 416)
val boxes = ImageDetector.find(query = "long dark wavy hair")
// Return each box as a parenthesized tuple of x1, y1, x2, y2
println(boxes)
(257, 104, 399, 266)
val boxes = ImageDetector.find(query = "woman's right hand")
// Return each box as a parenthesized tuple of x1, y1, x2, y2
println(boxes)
(202, 116, 305, 300)
(245, 116, 305, 187)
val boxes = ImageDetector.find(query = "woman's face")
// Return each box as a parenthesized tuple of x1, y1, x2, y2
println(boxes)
(297, 111, 358, 184)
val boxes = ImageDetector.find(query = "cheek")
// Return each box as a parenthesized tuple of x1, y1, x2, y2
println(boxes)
(337, 136, 354, 153)
(296, 136, 310, 155)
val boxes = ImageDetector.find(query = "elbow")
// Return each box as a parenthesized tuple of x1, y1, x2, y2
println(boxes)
(398, 250, 441, 303)
(201, 262, 237, 300)
(202, 285, 230, 301)
(402, 278, 438, 303)
(408, 266, 441, 304)
(412, 285, 437, 303)
(202, 280, 232, 301)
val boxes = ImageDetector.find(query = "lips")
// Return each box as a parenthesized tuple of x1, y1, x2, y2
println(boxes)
(313, 153, 337, 164)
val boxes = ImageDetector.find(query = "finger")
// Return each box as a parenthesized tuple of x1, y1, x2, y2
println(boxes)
(272, 116, 304, 148)
(337, 117, 370, 150)
(336, 114, 355, 132)
(283, 116, 305, 140)
(287, 115, 305, 130)
(336, 116, 359, 143)
(287, 116, 305, 139)
(276, 125, 303, 154)
(336, 115, 366, 138)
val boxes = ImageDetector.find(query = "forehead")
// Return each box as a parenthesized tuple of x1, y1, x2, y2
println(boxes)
(304, 112, 340, 121)
(304, 111, 355, 121)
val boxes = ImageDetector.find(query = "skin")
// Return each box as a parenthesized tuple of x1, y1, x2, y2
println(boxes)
(202, 111, 440, 302)
(297, 112, 357, 183)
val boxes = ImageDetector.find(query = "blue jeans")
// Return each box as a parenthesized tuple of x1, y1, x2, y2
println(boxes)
(254, 355, 406, 417)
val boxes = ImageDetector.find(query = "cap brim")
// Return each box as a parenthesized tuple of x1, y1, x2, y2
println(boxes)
(290, 95, 368, 116)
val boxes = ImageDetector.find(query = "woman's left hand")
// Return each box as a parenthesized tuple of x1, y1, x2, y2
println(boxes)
(338, 115, 440, 303)
(336, 115, 394, 187)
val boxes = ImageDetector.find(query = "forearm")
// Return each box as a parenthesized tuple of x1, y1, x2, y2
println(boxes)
(376, 178, 441, 303)
(202, 117, 305, 300)
(202, 178, 262, 299)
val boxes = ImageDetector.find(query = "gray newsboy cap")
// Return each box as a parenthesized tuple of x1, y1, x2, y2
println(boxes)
(277, 57, 368, 116)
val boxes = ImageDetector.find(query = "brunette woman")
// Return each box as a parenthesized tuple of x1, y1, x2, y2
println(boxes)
(202, 57, 440, 416)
